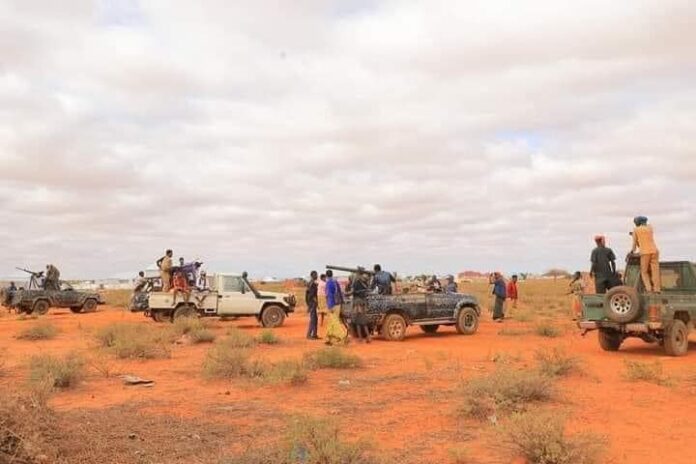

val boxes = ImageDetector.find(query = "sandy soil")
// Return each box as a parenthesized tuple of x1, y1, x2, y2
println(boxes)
(1, 301, 695, 464)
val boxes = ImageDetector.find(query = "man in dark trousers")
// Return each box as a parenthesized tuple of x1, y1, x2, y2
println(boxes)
(492, 272, 507, 322)
(305, 271, 320, 340)
(590, 235, 617, 294)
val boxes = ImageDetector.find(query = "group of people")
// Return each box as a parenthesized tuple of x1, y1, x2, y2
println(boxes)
(490, 273, 519, 322)
(155, 249, 204, 293)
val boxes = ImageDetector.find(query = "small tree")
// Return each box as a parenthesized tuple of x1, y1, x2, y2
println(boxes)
(543, 269, 571, 280)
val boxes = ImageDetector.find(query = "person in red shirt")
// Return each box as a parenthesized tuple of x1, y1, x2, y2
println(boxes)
(507, 275, 519, 309)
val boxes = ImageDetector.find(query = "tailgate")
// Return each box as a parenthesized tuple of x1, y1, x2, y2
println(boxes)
(581, 295, 605, 321)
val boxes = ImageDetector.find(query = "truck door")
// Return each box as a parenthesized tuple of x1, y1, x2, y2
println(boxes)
(217, 275, 259, 315)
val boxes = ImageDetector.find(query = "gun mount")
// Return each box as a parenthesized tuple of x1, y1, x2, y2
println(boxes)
(15, 267, 44, 290)
(326, 265, 376, 276)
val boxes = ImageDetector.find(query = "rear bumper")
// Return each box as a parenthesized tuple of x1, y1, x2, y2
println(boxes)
(578, 321, 663, 332)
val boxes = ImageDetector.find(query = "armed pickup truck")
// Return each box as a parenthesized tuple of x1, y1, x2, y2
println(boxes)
(147, 273, 296, 327)
(10, 281, 104, 315)
(579, 256, 696, 356)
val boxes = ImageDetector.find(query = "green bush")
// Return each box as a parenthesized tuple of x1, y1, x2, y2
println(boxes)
(501, 411, 605, 464)
(96, 323, 172, 359)
(458, 368, 554, 419)
(535, 347, 581, 377)
(17, 322, 59, 340)
(172, 317, 216, 344)
(304, 348, 362, 370)
(258, 330, 280, 345)
(29, 354, 84, 389)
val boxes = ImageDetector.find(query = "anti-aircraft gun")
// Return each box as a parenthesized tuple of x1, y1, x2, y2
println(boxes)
(16, 267, 44, 290)
(326, 265, 376, 276)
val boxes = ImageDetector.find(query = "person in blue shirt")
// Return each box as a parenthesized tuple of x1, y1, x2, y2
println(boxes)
(492, 272, 507, 322)
(325, 270, 342, 313)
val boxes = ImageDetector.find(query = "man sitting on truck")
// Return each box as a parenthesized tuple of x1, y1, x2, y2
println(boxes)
(630, 216, 661, 293)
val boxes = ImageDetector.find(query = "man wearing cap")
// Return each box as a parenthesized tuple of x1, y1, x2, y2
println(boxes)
(590, 236, 617, 294)
(630, 216, 661, 293)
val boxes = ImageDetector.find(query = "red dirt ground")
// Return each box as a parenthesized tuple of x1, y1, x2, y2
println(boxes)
(1, 301, 695, 463)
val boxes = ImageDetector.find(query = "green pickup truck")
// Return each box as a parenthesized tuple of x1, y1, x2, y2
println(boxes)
(578, 256, 696, 356)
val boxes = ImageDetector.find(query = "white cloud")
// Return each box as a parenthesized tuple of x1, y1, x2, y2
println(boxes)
(0, 0, 695, 279)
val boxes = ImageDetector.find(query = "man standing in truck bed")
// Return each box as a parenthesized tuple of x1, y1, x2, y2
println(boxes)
(590, 235, 616, 294)
(371, 264, 396, 295)
(157, 249, 173, 292)
(630, 216, 661, 293)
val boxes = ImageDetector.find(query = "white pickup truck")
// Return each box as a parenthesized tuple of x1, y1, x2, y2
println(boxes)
(146, 273, 296, 328)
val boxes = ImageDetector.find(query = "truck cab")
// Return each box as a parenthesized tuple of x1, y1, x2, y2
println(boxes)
(579, 256, 696, 356)
(147, 272, 296, 327)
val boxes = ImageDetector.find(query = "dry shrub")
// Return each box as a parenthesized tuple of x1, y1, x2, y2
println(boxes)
(535, 323, 561, 338)
(458, 368, 554, 420)
(101, 289, 132, 308)
(173, 317, 216, 344)
(228, 416, 379, 464)
(29, 353, 85, 389)
(17, 322, 59, 340)
(624, 360, 672, 386)
(535, 347, 581, 377)
(304, 347, 362, 370)
(267, 360, 308, 385)
(258, 329, 280, 345)
(96, 323, 172, 359)
(501, 411, 605, 464)
(202, 344, 265, 380)
(0, 390, 57, 463)
(225, 328, 257, 348)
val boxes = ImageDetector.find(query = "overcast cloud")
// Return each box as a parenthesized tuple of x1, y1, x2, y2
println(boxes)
(1, 0, 695, 279)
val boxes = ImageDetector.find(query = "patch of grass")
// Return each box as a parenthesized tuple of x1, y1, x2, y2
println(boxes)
(267, 360, 309, 386)
(96, 323, 172, 359)
(535, 322, 561, 338)
(227, 416, 379, 464)
(514, 311, 535, 323)
(172, 317, 216, 344)
(86, 353, 119, 378)
(0, 390, 56, 463)
(501, 411, 605, 464)
(29, 353, 84, 389)
(498, 327, 529, 336)
(202, 344, 266, 380)
(488, 351, 521, 365)
(458, 367, 554, 420)
(224, 328, 257, 348)
(535, 347, 582, 377)
(624, 360, 672, 386)
(304, 347, 362, 370)
(101, 289, 131, 308)
(17, 322, 59, 340)
(258, 329, 280, 345)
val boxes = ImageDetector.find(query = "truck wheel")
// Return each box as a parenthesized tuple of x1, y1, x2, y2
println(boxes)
(382, 314, 407, 341)
(456, 307, 479, 335)
(173, 304, 197, 321)
(70, 307, 83, 314)
(664, 320, 689, 357)
(81, 299, 98, 313)
(420, 325, 439, 334)
(598, 329, 622, 351)
(152, 310, 172, 323)
(604, 286, 641, 323)
(261, 305, 286, 328)
(33, 300, 50, 315)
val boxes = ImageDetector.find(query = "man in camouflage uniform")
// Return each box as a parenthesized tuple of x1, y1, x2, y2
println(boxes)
(44, 264, 60, 291)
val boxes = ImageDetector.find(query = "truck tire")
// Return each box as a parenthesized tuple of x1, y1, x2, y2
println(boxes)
(33, 300, 50, 315)
(152, 310, 172, 323)
(456, 307, 479, 335)
(604, 286, 642, 323)
(173, 304, 197, 321)
(70, 307, 82, 314)
(420, 325, 439, 334)
(598, 329, 622, 351)
(663, 320, 689, 357)
(261, 305, 286, 328)
(81, 299, 98, 313)
(382, 313, 407, 341)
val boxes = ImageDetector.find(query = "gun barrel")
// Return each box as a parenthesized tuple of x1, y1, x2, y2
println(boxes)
(326, 265, 376, 276)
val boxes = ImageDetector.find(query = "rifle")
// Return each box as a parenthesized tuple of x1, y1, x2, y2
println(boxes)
(326, 265, 376, 276)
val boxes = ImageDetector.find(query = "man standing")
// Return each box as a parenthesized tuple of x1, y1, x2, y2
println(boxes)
(590, 236, 617, 294)
(157, 249, 174, 292)
(445, 275, 458, 293)
(492, 272, 507, 322)
(325, 270, 342, 314)
(631, 216, 661, 293)
(507, 275, 519, 309)
(44, 264, 60, 290)
(318, 274, 328, 327)
(306, 271, 320, 340)
(350, 270, 372, 343)
(371, 264, 396, 295)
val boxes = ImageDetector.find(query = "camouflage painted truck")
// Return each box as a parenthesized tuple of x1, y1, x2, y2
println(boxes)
(578, 256, 696, 356)
(146, 272, 296, 327)
(9, 282, 104, 315)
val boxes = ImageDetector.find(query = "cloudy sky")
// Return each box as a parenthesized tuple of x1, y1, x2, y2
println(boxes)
(1, 0, 695, 279)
